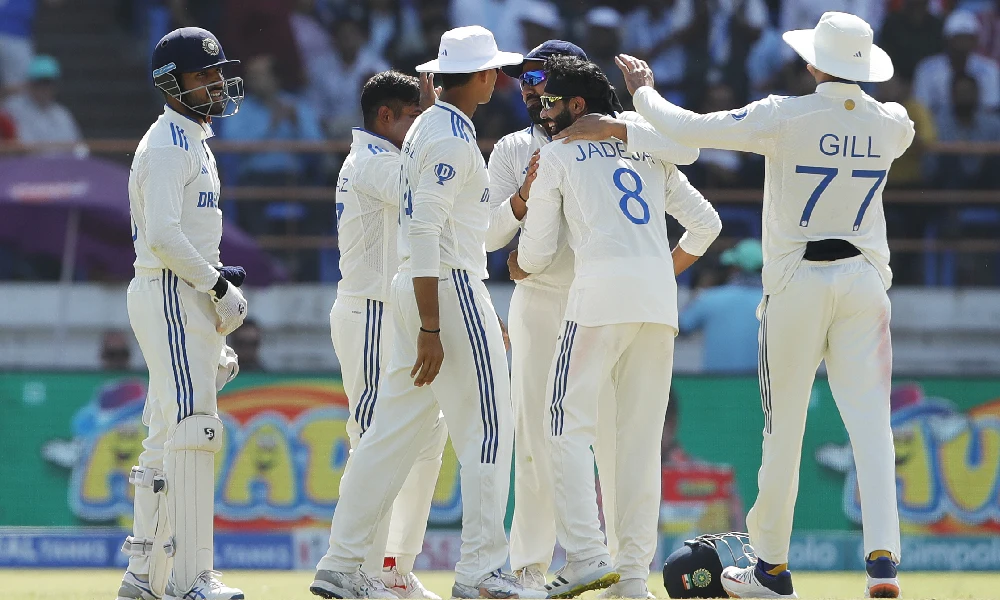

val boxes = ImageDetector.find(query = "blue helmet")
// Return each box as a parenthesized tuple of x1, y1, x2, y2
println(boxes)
(151, 27, 243, 118)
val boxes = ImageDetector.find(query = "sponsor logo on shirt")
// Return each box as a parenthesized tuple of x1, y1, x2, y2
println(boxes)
(434, 163, 456, 185)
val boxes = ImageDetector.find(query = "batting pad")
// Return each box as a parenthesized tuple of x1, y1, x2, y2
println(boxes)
(165, 414, 224, 594)
(122, 466, 173, 597)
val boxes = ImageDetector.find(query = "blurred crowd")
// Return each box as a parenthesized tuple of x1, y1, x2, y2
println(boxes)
(3, 0, 1000, 283)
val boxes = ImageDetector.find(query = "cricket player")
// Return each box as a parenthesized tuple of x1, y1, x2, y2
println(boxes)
(314, 71, 446, 600)
(311, 27, 545, 599)
(517, 55, 721, 600)
(118, 27, 247, 600)
(589, 12, 913, 599)
(487, 40, 700, 593)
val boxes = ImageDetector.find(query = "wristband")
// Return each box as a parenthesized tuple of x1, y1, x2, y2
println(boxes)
(420, 327, 441, 334)
(211, 275, 228, 299)
(517, 189, 528, 203)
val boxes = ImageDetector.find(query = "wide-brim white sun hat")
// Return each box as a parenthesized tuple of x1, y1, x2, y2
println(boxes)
(782, 11, 893, 83)
(416, 25, 524, 74)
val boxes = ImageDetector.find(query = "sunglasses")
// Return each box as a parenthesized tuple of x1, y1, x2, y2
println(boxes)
(539, 95, 564, 110)
(520, 69, 547, 86)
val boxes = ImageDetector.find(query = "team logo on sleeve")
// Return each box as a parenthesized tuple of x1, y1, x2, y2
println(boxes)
(730, 107, 749, 121)
(434, 163, 456, 185)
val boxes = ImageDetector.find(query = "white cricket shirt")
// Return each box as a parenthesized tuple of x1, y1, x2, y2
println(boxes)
(129, 106, 223, 293)
(488, 116, 701, 290)
(633, 82, 915, 294)
(399, 100, 491, 279)
(517, 133, 721, 328)
(335, 128, 402, 302)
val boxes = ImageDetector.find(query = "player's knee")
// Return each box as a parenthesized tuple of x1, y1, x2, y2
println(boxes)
(169, 414, 224, 453)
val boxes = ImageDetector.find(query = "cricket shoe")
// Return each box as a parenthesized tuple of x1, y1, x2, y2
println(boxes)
(597, 578, 656, 599)
(721, 564, 796, 599)
(864, 556, 900, 598)
(165, 570, 244, 600)
(382, 566, 441, 599)
(311, 567, 397, 599)
(451, 569, 548, 598)
(116, 571, 158, 600)
(513, 566, 547, 592)
(545, 556, 620, 598)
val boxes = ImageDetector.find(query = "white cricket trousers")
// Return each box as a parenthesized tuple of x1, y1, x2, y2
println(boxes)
(323, 270, 514, 586)
(125, 268, 224, 575)
(747, 256, 899, 564)
(549, 321, 675, 581)
(508, 284, 619, 573)
(322, 294, 447, 576)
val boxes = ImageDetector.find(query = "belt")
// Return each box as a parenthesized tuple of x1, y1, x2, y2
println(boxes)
(803, 239, 862, 262)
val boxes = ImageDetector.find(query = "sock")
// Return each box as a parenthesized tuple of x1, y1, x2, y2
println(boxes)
(757, 559, 788, 576)
(383, 557, 396, 570)
(867, 550, 893, 562)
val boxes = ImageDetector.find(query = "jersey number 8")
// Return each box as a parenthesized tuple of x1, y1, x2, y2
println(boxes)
(613, 167, 650, 225)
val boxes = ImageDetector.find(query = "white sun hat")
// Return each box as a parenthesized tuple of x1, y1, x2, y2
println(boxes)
(782, 11, 893, 83)
(416, 25, 523, 74)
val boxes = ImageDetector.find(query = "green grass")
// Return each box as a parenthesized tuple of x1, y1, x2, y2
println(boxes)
(1, 569, 997, 599)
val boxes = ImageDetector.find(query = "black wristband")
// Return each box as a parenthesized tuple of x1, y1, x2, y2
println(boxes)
(211, 275, 228, 299)
(517, 189, 528, 203)
(420, 327, 440, 334)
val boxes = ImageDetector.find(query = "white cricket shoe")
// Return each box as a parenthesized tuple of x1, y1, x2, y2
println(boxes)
(545, 555, 619, 599)
(311, 567, 397, 599)
(382, 566, 441, 599)
(597, 578, 656, 599)
(721, 565, 797, 599)
(165, 570, 244, 600)
(116, 571, 158, 600)
(451, 570, 548, 599)
(514, 566, 547, 592)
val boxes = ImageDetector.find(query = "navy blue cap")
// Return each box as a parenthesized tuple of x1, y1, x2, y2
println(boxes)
(151, 27, 239, 82)
(501, 40, 588, 77)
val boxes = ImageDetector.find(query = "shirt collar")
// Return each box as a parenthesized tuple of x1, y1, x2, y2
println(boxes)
(433, 100, 477, 138)
(163, 104, 215, 139)
(352, 127, 400, 153)
(815, 82, 863, 98)
(532, 123, 552, 142)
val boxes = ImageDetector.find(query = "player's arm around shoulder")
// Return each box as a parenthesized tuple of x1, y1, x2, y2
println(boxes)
(516, 145, 566, 274)
(663, 163, 722, 274)
(617, 110, 700, 166)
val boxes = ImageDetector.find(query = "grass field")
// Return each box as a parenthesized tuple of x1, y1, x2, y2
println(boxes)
(2, 569, 998, 600)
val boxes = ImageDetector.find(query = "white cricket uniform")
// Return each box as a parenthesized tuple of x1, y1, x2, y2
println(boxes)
(487, 117, 700, 573)
(125, 106, 227, 589)
(517, 133, 720, 581)
(324, 101, 512, 587)
(319, 127, 447, 577)
(632, 82, 915, 564)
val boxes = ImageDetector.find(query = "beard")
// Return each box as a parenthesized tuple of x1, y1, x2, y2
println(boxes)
(548, 107, 575, 136)
(526, 96, 544, 124)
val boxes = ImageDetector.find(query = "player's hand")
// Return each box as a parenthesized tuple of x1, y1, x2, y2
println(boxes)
(411, 329, 444, 386)
(419, 73, 441, 111)
(518, 150, 540, 199)
(616, 54, 655, 96)
(213, 280, 248, 336)
(497, 314, 511, 352)
(553, 113, 620, 143)
(507, 249, 529, 281)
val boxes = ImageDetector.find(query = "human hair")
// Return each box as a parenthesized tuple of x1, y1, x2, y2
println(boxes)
(360, 70, 420, 130)
(440, 71, 475, 90)
(543, 55, 617, 115)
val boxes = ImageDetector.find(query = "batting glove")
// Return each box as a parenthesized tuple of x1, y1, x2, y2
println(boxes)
(211, 279, 248, 336)
(217, 265, 246, 287)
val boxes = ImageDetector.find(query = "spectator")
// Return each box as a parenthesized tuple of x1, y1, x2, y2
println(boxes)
(879, 0, 945, 81)
(688, 82, 744, 187)
(585, 7, 631, 109)
(100, 330, 132, 371)
(978, 0, 1000, 65)
(366, 0, 423, 59)
(0, 0, 59, 94)
(229, 318, 264, 371)
(517, 1, 562, 52)
(877, 76, 937, 187)
(780, 0, 886, 43)
(913, 10, 1000, 115)
(309, 15, 389, 138)
(678, 239, 763, 373)
(290, 0, 334, 82)
(223, 0, 303, 91)
(623, 0, 687, 104)
(224, 54, 323, 185)
(0, 110, 15, 140)
(450, 0, 527, 53)
(929, 72, 1000, 189)
(4, 55, 85, 154)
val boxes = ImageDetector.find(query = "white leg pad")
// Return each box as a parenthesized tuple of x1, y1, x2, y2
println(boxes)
(122, 466, 173, 598)
(165, 414, 223, 593)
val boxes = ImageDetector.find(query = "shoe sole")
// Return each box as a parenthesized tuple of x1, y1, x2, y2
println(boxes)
(311, 581, 350, 599)
(867, 583, 900, 598)
(549, 572, 621, 599)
